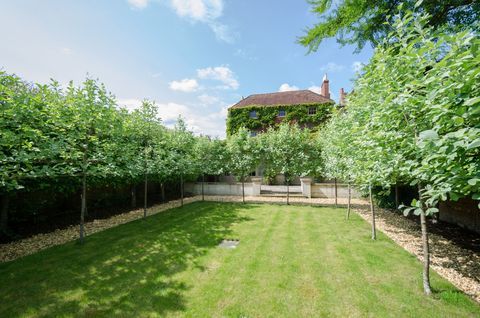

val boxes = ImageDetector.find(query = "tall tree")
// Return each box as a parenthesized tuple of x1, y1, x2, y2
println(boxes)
(299, 0, 480, 52)
(226, 128, 261, 203)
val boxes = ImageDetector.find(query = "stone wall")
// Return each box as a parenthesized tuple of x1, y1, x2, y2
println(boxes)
(311, 183, 361, 198)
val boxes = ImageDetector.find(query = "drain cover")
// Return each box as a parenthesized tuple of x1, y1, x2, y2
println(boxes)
(219, 239, 239, 249)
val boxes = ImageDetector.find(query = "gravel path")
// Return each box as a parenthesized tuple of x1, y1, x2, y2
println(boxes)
(1, 195, 478, 304)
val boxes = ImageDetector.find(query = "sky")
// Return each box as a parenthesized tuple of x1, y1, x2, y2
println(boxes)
(0, 0, 373, 138)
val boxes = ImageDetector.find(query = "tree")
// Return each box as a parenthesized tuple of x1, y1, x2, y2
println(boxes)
(130, 100, 161, 218)
(299, 0, 480, 52)
(226, 128, 261, 203)
(58, 78, 121, 243)
(319, 9, 479, 294)
(261, 123, 317, 205)
(195, 137, 227, 201)
(167, 118, 197, 207)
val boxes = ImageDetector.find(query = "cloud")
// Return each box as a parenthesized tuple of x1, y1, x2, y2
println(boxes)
(197, 66, 239, 90)
(198, 94, 219, 105)
(127, 0, 149, 9)
(352, 61, 364, 73)
(278, 83, 299, 92)
(169, 78, 199, 92)
(234, 48, 258, 61)
(169, 0, 235, 43)
(170, 0, 223, 21)
(209, 22, 235, 44)
(320, 62, 345, 73)
(308, 85, 322, 94)
(117, 98, 143, 111)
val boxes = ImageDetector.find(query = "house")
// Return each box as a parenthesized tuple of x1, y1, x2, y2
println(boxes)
(226, 75, 345, 136)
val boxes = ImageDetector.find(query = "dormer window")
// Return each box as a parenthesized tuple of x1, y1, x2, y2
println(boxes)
(249, 110, 257, 118)
(278, 109, 286, 117)
(308, 107, 317, 115)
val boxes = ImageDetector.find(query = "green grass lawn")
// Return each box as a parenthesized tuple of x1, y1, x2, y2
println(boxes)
(1, 202, 478, 317)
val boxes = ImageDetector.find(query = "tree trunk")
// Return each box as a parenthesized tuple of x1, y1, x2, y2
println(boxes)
(334, 178, 338, 208)
(160, 183, 165, 203)
(143, 172, 147, 218)
(242, 177, 245, 204)
(0, 194, 9, 234)
(180, 174, 184, 207)
(346, 182, 351, 220)
(369, 185, 376, 240)
(79, 170, 87, 244)
(202, 174, 205, 201)
(418, 184, 432, 295)
(286, 174, 290, 205)
(131, 184, 137, 208)
(395, 184, 400, 210)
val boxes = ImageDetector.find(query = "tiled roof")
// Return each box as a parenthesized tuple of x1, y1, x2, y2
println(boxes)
(230, 90, 332, 109)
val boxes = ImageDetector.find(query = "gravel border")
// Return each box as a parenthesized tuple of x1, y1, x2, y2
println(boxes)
(1, 195, 478, 304)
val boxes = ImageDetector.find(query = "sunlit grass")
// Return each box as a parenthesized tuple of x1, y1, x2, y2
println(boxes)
(0, 202, 478, 317)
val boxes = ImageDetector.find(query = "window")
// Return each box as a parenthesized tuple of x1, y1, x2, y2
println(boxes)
(250, 131, 257, 137)
(249, 110, 257, 118)
(278, 109, 286, 117)
(308, 106, 317, 115)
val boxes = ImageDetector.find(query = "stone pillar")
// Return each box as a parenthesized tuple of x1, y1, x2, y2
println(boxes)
(300, 177, 312, 198)
(251, 177, 262, 196)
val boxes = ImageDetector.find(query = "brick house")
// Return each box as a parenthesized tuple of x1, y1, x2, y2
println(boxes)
(226, 75, 345, 136)
(225, 75, 346, 184)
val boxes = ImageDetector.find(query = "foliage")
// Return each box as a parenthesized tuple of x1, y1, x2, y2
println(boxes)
(319, 11, 480, 210)
(260, 123, 320, 181)
(226, 103, 333, 136)
(299, 0, 480, 52)
(226, 127, 261, 181)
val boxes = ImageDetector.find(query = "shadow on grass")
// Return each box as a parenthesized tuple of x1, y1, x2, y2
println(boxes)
(0, 201, 254, 317)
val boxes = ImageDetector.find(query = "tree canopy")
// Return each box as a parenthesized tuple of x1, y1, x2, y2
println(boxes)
(299, 0, 480, 52)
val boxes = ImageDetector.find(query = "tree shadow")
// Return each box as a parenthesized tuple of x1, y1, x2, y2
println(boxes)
(0, 201, 254, 317)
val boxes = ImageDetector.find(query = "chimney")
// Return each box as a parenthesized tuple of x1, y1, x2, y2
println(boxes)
(321, 74, 330, 99)
(339, 88, 346, 106)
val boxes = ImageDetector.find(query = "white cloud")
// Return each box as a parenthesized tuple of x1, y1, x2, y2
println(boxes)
(320, 62, 345, 73)
(127, 0, 149, 9)
(352, 61, 364, 73)
(198, 94, 219, 105)
(308, 85, 322, 94)
(169, 78, 199, 92)
(169, 0, 235, 43)
(158, 102, 227, 137)
(117, 98, 143, 111)
(209, 22, 235, 44)
(278, 83, 299, 92)
(197, 66, 239, 90)
(170, 0, 223, 21)
(234, 48, 258, 61)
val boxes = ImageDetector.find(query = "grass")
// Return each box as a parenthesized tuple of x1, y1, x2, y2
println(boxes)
(0, 202, 478, 317)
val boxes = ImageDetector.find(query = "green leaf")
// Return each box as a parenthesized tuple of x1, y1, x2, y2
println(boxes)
(426, 207, 439, 214)
(419, 130, 438, 140)
(468, 178, 479, 186)
(467, 140, 480, 150)
(464, 96, 480, 106)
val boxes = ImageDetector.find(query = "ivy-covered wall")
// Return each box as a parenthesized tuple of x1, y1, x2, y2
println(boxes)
(226, 102, 334, 136)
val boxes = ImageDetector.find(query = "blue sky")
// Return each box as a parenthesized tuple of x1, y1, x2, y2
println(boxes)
(0, 0, 372, 137)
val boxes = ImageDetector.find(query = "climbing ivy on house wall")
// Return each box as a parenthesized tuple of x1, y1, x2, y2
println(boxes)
(226, 102, 334, 136)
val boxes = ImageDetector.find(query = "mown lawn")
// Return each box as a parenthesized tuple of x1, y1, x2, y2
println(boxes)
(0, 202, 478, 317)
